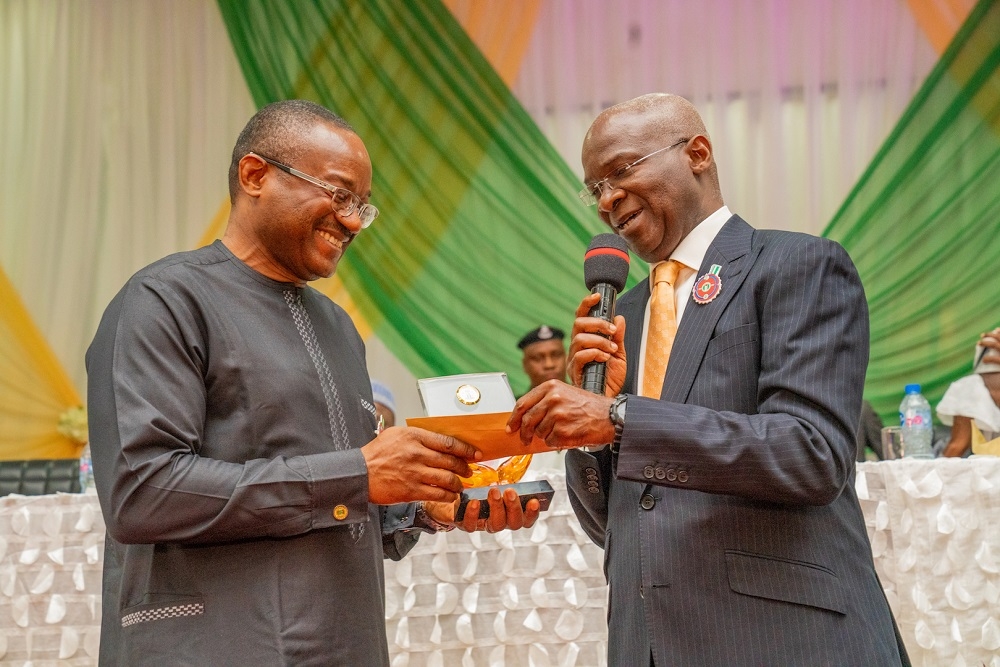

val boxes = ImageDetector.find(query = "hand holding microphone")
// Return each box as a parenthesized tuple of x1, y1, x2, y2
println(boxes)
(508, 233, 631, 449)
(573, 234, 630, 396)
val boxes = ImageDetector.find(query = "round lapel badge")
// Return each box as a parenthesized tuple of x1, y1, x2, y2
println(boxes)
(692, 264, 723, 304)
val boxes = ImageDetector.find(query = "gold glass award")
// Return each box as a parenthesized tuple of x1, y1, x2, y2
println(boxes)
(409, 373, 554, 514)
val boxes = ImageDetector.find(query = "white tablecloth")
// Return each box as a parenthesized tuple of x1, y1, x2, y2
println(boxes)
(0, 490, 103, 664)
(855, 457, 1000, 667)
(3, 459, 999, 666)
(383, 471, 608, 667)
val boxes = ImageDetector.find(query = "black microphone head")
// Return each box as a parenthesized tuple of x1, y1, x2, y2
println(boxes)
(584, 233, 630, 292)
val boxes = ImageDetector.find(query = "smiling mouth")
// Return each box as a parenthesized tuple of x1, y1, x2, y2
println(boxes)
(615, 210, 640, 232)
(317, 229, 350, 251)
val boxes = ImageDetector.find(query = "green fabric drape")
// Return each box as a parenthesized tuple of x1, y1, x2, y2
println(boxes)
(824, 0, 1000, 423)
(216, 0, 635, 392)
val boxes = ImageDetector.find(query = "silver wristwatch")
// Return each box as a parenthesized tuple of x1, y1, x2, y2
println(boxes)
(608, 394, 627, 453)
(582, 394, 627, 453)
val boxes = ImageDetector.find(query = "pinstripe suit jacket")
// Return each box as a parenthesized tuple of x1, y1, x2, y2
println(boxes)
(566, 216, 909, 666)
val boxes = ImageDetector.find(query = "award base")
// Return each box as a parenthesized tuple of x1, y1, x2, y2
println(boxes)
(456, 479, 555, 521)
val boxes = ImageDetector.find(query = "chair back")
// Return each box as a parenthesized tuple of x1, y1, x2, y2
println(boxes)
(0, 459, 82, 496)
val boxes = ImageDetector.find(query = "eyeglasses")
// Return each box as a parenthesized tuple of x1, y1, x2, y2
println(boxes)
(250, 152, 380, 228)
(578, 139, 690, 206)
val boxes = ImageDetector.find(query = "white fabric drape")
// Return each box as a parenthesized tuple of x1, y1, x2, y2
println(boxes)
(2, 0, 939, 415)
(0, 0, 255, 390)
(513, 0, 939, 237)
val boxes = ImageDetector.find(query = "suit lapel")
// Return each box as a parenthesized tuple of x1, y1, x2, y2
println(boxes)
(661, 215, 760, 403)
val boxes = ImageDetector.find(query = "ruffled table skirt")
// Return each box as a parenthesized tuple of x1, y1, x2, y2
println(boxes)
(2, 459, 999, 666)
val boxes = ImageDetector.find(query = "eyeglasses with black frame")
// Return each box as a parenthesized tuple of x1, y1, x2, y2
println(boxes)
(578, 138, 690, 206)
(249, 152, 380, 228)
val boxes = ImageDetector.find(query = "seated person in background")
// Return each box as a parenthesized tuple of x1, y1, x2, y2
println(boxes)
(856, 399, 884, 461)
(937, 327, 1000, 457)
(371, 379, 396, 428)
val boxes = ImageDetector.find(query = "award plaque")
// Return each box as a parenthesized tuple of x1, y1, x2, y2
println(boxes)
(409, 372, 556, 518)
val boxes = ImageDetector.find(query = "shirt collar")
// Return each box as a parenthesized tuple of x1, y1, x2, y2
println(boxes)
(669, 205, 732, 271)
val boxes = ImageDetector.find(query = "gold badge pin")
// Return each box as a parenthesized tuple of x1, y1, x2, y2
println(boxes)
(456, 384, 481, 406)
(333, 504, 349, 520)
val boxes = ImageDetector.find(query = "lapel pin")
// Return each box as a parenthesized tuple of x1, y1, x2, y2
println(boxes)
(692, 264, 722, 304)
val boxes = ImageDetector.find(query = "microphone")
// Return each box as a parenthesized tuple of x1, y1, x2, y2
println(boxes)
(581, 233, 630, 394)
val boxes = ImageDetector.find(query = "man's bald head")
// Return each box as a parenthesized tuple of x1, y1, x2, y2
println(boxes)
(584, 94, 720, 196)
(580, 94, 725, 263)
(593, 94, 706, 141)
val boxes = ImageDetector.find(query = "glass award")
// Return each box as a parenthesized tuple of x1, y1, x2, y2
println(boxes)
(409, 372, 554, 518)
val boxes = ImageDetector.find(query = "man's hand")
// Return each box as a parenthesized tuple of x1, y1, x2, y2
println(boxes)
(507, 380, 616, 449)
(424, 487, 540, 533)
(361, 427, 480, 506)
(569, 292, 627, 396)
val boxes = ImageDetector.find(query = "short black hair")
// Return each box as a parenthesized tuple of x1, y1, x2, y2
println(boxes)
(228, 99, 355, 202)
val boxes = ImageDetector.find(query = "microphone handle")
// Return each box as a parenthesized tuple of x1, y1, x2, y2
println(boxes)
(581, 284, 618, 394)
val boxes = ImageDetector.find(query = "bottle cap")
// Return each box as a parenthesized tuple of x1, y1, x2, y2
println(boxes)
(904, 383, 921, 394)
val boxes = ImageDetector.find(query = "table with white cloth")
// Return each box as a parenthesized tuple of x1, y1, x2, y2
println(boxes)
(385, 461, 1000, 667)
(0, 490, 103, 664)
(854, 457, 1000, 667)
(3, 460, 1000, 666)
(383, 470, 609, 667)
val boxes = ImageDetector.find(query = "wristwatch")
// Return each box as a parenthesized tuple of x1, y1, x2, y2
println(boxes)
(582, 394, 627, 453)
(609, 394, 627, 453)
(415, 502, 455, 533)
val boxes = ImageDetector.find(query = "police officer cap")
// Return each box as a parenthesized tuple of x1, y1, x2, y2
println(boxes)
(517, 325, 565, 350)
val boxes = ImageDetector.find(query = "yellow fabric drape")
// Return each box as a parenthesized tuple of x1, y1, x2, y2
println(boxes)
(0, 265, 83, 460)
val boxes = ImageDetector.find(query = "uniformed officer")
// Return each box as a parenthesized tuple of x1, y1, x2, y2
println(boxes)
(517, 325, 568, 395)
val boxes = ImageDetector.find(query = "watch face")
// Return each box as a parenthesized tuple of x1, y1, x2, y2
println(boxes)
(612, 397, 627, 425)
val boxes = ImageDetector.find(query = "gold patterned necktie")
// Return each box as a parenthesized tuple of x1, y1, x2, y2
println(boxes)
(642, 259, 684, 398)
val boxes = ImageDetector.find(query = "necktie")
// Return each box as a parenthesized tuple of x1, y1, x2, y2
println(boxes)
(642, 260, 684, 398)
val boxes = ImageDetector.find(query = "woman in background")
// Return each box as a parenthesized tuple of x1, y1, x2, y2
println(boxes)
(937, 327, 1000, 457)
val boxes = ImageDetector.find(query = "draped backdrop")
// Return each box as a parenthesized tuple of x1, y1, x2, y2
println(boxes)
(824, 0, 1000, 419)
(216, 0, 616, 385)
(1, 0, 996, 459)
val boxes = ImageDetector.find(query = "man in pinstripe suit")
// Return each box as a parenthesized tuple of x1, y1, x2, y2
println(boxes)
(509, 94, 909, 666)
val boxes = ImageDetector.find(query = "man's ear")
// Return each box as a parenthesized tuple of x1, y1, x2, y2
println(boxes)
(686, 135, 714, 175)
(239, 154, 268, 198)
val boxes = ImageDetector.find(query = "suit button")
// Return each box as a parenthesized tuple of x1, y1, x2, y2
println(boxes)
(643, 466, 655, 479)
(666, 469, 677, 482)
(586, 472, 598, 481)
(585, 467, 597, 476)
(654, 467, 666, 480)
(640, 494, 655, 510)
(677, 470, 689, 483)
(588, 485, 600, 494)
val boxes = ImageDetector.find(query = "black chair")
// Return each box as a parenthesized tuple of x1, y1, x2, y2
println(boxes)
(0, 459, 82, 496)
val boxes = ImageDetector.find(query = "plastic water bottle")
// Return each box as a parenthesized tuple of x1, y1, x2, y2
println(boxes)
(899, 384, 934, 459)
(79, 443, 94, 491)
